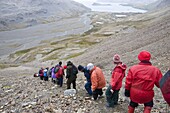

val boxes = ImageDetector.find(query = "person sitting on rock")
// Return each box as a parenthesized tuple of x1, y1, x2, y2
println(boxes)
(78, 65, 92, 96)
(87, 63, 106, 100)
(66, 61, 78, 89)
(105, 54, 127, 108)
(125, 50, 163, 113)
(159, 68, 170, 106)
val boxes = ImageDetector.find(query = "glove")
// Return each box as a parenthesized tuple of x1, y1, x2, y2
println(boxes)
(125, 89, 130, 97)
(110, 89, 114, 93)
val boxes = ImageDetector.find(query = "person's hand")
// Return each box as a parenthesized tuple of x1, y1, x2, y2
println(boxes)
(110, 89, 114, 93)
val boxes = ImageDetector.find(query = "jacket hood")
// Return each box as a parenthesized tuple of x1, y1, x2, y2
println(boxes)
(117, 63, 127, 70)
(67, 61, 73, 66)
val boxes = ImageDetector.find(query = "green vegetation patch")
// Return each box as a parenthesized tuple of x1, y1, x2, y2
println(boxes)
(14, 47, 36, 56)
(2, 85, 12, 90)
(82, 27, 100, 36)
(64, 52, 84, 60)
(75, 39, 98, 46)
(50, 37, 75, 45)
(0, 63, 19, 69)
(43, 54, 59, 61)
(93, 33, 113, 37)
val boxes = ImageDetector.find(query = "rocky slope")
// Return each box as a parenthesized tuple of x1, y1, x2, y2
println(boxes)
(0, 4, 170, 113)
(0, 0, 90, 31)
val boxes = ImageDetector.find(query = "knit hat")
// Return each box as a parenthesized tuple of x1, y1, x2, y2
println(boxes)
(87, 63, 94, 71)
(78, 65, 84, 71)
(138, 50, 151, 61)
(63, 65, 67, 69)
(113, 54, 121, 63)
(67, 61, 73, 66)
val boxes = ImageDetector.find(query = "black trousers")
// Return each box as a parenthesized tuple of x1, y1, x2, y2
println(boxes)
(67, 79, 76, 89)
(130, 100, 153, 108)
(93, 89, 103, 100)
(44, 76, 48, 81)
(40, 76, 44, 80)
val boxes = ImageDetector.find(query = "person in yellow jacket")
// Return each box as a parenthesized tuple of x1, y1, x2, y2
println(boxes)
(87, 63, 106, 100)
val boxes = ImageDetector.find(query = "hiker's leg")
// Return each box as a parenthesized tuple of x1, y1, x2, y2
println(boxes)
(44, 77, 47, 81)
(40, 76, 43, 80)
(144, 100, 153, 113)
(128, 101, 138, 113)
(113, 90, 120, 105)
(98, 88, 103, 96)
(59, 78, 63, 87)
(85, 82, 92, 95)
(72, 80, 76, 89)
(128, 106, 135, 113)
(105, 85, 114, 107)
(67, 80, 71, 89)
(92, 89, 98, 100)
(57, 78, 60, 85)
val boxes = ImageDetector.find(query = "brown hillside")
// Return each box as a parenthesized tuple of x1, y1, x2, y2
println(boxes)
(73, 7, 170, 74)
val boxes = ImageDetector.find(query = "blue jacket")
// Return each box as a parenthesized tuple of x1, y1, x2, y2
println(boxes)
(83, 67, 91, 83)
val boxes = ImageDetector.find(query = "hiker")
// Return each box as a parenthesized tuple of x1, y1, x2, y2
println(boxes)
(51, 66, 57, 83)
(87, 63, 106, 100)
(43, 67, 48, 81)
(78, 65, 92, 96)
(56, 61, 65, 87)
(160, 68, 170, 106)
(66, 61, 78, 89)
(105, 54, 127, 107)
(39, 67, 44, 80)
(125, 50, 163, 113)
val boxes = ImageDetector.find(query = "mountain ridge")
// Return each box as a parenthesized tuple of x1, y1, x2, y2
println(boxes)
(0, 0, 91, 31)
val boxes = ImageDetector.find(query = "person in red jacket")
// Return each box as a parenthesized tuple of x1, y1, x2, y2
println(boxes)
(125, 50, 163, 113)
(105, 54, 127, 107)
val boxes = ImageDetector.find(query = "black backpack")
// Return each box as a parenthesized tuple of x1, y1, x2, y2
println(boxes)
(72, 65, 78, 75)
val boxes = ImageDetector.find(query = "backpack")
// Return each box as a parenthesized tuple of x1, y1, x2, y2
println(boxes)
(56, 67, 63, 78)
(39, 69, 44, 76)
(54, 66, 60, 73)
(160, 70, 170, 94)
(72, 65, 78, 75)
(44, 69, 47, 77)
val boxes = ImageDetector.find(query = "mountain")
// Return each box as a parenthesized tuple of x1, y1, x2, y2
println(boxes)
(0, 0, 91, 31)
(147, 0, 170, 10)
(97, 0, 158, 5)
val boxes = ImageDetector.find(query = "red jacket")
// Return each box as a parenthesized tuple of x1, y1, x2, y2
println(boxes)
(110, 63, 126, 90)
(125, 62, 162, 103)
(91, 66, 106, 91)
(56, 67, 64, 78)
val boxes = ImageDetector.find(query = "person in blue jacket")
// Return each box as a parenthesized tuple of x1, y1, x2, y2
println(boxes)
(78, 65, 92, 96)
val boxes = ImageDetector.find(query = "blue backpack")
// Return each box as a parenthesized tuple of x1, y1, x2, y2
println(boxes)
(44, 69, 48, 77)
